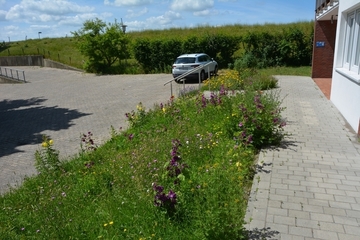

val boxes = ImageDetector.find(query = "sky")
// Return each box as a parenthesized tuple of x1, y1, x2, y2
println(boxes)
(0, 0, 316, 42)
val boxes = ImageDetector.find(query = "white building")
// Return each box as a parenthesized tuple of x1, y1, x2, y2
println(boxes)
(313, 0, 360, 135)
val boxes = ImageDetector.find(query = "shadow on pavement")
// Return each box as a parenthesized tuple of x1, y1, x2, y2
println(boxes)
(247, 227, 280, 239)
(0, 97, 90, 158)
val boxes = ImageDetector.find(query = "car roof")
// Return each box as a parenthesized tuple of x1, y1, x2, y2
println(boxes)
(177, 53, 207, 58)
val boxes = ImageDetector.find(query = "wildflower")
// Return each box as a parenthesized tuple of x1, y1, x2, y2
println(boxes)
(162, 107, 166, 113)
(104, 223, 108, 227)
(136, 104, 143, 111)
(109, 221, 113, 225)
(124, 229, 127, 232)
(128, 133, 134, 141)
(21, 228, 25, 231)
(61, 192, 66, 197)
(238, 122, 243, 127)
(49, 139, 54, 145)
(41, 142, 48, 148)
(36, 230, 40, 233)
(236, 162, 242, 167)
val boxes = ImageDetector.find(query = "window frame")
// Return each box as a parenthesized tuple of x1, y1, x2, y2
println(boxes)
(343, 10, 360, 75)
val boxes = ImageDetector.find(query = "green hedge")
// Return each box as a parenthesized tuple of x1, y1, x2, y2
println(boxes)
(133, 26, 313, 74)
(234, 27, 313, 70)
(133, 34, 241, 73)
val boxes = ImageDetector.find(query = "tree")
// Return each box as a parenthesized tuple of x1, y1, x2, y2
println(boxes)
(72, 18, 130, 73)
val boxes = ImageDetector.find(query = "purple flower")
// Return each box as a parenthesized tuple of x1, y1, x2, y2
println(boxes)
(247, 135, 253, 144)
(128, 133, 134, 140)
(238, 122, 243, 127)
(153, 184, 164, 193)
(168, 190, 177, 201)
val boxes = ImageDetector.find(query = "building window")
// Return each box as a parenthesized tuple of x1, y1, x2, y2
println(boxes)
(343, 10, 360, 75)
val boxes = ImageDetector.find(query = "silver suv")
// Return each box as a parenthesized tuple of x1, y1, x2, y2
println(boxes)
(172, 53, 218, 82)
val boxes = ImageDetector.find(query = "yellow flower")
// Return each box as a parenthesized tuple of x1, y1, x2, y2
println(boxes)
(41, 142, 48, 148)
(162, 107, 166, 113)
(109, 221, 113, 225)
(49, 139, 54, 145)
(103, 223, 108, 227)
(236, 162, 242, 167)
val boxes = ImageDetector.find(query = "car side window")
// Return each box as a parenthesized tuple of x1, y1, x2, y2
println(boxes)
(198, 56, 205, 62)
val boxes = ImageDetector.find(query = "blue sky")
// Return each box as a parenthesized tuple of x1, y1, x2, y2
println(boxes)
(0, 0, 315, 41)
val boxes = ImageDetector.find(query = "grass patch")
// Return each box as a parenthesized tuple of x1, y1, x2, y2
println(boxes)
(257, 66, 311, 77)
(0, 74, 286, 239)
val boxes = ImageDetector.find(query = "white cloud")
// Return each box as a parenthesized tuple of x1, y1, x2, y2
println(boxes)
(127, 11, 181, 30)
(29, 24, 51, 30)
(126, 7, 148, 18)
(193, 10, 211, 17)
(171, 0, 214, 12)
(147, 11, 181, 25)
(4, 25, 19, 31)
(0, 10, 6, 21)
(6, 0, 94, 22)
(58, 13, 99, 26)
(104, 0, 151, 7)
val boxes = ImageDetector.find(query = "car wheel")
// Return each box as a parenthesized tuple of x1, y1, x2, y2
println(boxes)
(200, 70, 206, 81)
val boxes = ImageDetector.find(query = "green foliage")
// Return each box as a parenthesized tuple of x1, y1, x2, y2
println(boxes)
(72, 18, 130, 73)
(133, 33, 240, 72)
(203, 68, 278, 91)
(0, 73, 287, 238)
(34, 136, 60, 173)
(0, 41, 8, 52)
(133, 38, 182, 73)
(236, 26, 313, 69)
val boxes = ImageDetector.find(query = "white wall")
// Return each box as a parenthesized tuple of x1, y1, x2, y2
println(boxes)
(331, 0, 360, 134)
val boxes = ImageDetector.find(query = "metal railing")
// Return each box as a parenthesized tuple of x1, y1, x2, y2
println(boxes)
(316, 0, 339, 15)
(164, 62, 212, 97)
(0, 67, 26, 82)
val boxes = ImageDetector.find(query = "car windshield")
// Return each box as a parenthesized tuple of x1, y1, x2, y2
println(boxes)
(175, 57, 196, 64)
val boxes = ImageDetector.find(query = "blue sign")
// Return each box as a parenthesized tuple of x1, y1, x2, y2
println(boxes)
(316, 41, 325, 47)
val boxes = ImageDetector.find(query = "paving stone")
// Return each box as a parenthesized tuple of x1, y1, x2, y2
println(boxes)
(310, 213, 334, 222)
(337, 233, 360, 240)
(319, 222, 345, 233)
(295, 218, 320, 229)
(281, 234, 305, 240)
(323, 207, 346, 217)
(344, 225, 360, 236)
(333, 215, 358, 226)
(312, 229, 339, 240)
(289, 226, 313, 238)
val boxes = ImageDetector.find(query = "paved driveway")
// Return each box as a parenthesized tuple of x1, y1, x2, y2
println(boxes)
(0, 67, 177, 194)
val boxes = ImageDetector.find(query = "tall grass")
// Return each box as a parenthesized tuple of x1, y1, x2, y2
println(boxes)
(0, 70, 286, 239)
